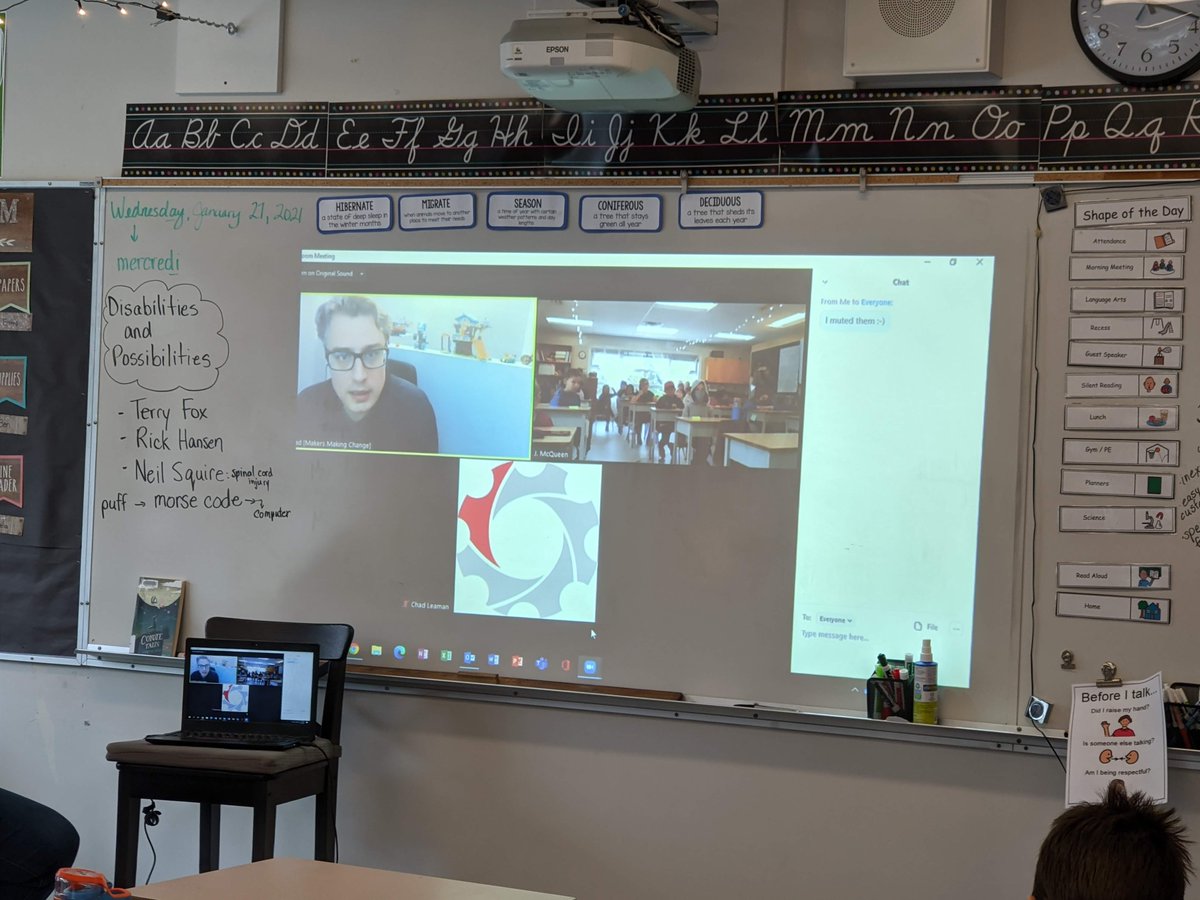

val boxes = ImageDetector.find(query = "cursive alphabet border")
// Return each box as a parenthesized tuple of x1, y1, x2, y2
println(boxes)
(121, 87, 1200, 178)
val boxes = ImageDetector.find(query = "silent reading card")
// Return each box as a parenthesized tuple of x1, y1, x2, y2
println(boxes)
(129, 576, 185, 656)
(1067, 672, 1166, 806)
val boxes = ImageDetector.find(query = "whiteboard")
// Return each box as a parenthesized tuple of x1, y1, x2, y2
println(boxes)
(88, 183, 1034, 727)
(777, 342, 802, 393)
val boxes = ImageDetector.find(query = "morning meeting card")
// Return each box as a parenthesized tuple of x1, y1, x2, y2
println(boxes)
(1067, 672, 1166, 806)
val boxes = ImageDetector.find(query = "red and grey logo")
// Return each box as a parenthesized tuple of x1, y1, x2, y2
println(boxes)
(455, 461, 600, 621)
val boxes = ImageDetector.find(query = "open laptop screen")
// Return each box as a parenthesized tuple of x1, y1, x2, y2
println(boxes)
(183, 640, 318, 732)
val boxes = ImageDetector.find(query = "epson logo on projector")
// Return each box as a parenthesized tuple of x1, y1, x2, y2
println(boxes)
(545, 45, 571, 53)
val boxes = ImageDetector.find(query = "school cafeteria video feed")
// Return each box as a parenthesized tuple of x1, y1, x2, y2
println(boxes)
(532, 299, 806, 467)
(294, 291, 537, 460)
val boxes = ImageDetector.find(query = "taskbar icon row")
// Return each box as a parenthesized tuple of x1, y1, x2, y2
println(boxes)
(349, 641, 602, 679)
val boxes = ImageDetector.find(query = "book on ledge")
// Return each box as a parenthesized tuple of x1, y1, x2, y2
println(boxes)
(129, 576, 186, 656)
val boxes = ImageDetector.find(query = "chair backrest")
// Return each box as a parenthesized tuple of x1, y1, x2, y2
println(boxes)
(205, 617, 354, 744)
(387, 358, 418, 386)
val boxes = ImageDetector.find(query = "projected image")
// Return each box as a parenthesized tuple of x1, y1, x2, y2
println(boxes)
(236, 656, 284, 686)
(185, 650, 295, 723)
(789, 257, 995, 687)
(454, 460, 602, 623)
(189, 653, 235, 683)
(295, 249, 998, 697)
(295, 293, 536, 459)
(534, 300, 806, 466)
(221, 684, 248, 713)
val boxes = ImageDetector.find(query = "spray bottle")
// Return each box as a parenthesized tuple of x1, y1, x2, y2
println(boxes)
(912, 638, 938, 725)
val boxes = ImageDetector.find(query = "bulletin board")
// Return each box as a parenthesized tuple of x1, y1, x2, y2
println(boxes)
(1030, 186, 1200, 732)
(0, 183, 94, 658)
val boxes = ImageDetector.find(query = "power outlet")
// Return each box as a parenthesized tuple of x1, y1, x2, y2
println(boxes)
(1026, 695, 1052, 725)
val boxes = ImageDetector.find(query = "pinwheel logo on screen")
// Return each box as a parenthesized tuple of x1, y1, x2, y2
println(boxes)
(454, 461, 601, 623)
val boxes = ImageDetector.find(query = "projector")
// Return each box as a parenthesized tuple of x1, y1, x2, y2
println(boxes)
(500, 17, 700, 113)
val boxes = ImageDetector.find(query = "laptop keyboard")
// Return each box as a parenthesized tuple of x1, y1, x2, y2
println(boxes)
(191, 732, 288, 742)
(145, 730, 309, 750)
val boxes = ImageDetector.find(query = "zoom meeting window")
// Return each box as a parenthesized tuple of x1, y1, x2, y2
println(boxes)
(184, 647, 314, 724)
(296, 252, 993, 691)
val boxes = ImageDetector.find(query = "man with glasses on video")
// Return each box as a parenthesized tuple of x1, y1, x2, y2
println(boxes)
(297, 295, 438, 453)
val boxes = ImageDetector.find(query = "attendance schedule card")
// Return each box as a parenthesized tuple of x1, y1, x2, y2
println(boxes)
(1066, 672, 1166, 805)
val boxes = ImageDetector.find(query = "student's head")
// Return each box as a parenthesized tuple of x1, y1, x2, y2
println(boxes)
(663, 381, 675, 396)
(564, 374, 582, 393)
(194, 656, 211, 674)
(315, 296, 391, 422)
(691, 381, 708, 400)
(638, 378, 650, 391)
(1031, 779, 1192, 900)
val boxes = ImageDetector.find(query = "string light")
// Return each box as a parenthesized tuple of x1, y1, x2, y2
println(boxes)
(0, 0, 237, 33)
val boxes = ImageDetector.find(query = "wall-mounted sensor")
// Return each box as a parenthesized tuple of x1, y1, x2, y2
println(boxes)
(1026, 695, 1052, 725)
(1040, 186, 1067, 213)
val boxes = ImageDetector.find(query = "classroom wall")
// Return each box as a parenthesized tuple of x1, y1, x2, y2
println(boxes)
(6, 2, 1199, 899)
(3, 0, 1109, 179)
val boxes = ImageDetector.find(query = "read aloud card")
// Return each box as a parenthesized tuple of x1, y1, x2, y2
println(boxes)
(1057, 563, 1171, 590)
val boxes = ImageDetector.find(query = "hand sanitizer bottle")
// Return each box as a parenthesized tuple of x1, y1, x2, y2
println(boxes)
(912, 639, 938, 725)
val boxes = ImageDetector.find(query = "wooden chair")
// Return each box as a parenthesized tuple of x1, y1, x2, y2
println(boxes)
(105, 617, 354, 888)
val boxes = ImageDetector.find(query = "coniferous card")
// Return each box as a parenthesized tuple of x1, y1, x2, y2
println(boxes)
(129, 577, 185, 656)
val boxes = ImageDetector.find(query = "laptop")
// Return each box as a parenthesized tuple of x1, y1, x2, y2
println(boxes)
(145, 638, 322, 750)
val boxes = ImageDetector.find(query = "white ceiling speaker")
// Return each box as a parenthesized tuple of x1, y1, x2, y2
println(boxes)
(843, 0, 1005, 79)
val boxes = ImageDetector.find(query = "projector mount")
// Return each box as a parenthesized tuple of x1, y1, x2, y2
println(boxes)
(528, 0, 718, 47)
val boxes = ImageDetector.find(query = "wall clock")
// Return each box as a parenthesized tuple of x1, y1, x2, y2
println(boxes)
(1073, 0, 1200, 85)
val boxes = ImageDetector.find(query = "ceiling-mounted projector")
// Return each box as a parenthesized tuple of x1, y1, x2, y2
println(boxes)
(500, 17, 701, 113)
